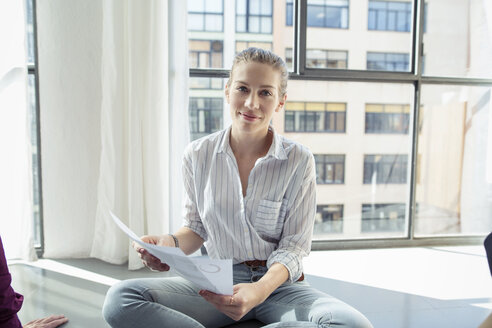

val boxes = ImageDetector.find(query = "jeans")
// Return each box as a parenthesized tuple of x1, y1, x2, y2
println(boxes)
(103, 264, 373, 328)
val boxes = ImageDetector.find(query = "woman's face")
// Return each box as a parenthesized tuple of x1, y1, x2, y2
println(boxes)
(226, 61, 286, 137)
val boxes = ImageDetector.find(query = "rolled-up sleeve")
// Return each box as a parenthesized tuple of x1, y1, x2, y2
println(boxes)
(267, 152, 316, 283)
(182, 147, 208, 241)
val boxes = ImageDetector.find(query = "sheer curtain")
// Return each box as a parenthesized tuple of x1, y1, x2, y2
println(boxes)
(90, 0, 189, 269)
(0, 1, 37, 261)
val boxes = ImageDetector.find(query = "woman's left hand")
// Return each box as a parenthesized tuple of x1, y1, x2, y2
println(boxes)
(199, 283, 266, 321)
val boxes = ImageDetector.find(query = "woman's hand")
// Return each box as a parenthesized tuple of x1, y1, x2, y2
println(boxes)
(23, 315, 68, 328)
(133, 235, 175, 272)
(199, 283, 266, 321)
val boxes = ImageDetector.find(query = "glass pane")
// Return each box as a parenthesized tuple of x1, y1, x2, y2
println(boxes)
(275, 81, 414, 240)
(188, 78, 227, 141)
(25, 0, 35, 63)
(307, 0, 413, 71)
(188, 0, 205, 12)
(205, 0, 222, 12)
(415, 85, 492, 236)
(27, 74, 41, 247)
(188, 0, 290, 69)
(423, 0, 492, 78)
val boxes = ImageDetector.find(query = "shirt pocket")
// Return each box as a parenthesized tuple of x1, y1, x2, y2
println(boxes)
(255, 199, 287, 239)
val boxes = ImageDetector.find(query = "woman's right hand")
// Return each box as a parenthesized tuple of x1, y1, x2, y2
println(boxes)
(23, 315, 68, 328)
(132, 235, 175, 272)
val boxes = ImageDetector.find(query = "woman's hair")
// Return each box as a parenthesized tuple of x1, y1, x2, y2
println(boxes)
(227, 47, 288, 98)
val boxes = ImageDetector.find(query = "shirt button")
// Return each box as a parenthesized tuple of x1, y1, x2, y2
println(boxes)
(248, 252, 252, 257)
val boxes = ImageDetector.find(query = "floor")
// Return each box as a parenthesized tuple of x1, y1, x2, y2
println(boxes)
(8, 245, 492, 328)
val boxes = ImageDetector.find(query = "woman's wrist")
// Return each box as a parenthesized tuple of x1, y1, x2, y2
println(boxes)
(168, 234, 179, 248)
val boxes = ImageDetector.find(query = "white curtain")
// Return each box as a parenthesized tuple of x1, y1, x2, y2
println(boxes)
(0, 1, 37, 261)
(90, 0, 189, 269)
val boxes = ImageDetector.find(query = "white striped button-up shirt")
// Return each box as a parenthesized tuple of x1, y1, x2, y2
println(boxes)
(182, 126, 316, 283)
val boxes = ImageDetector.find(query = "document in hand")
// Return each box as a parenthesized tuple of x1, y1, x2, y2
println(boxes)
(110, 211, 233, 295)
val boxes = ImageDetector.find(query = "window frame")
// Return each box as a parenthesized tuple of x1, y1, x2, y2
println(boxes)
(188, 0, 492, 250)
(27, 0, 44, 257)
(188, 0, 224, 32)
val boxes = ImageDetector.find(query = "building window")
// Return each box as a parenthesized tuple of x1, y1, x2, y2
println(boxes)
(307, 0, 349, 29)
(365, 104, 410, 134)
(367, 52, 409, 72)
(236, 41, 272, 53)
(236, 0, 273, 34)
(363, 154, 408, 184)
(188, 0, 223, 32)
(285, 48, 348, 69)
(314, 154, 345, 184)
(189, 40, 223, 69)
(368, 0, 412, 32)
(361, 203, 405, 232)
(189, 98, 223, 141)
(286, 0, 293, 26)
(315, 204, 344, 234)
(284, 102, 346, 132)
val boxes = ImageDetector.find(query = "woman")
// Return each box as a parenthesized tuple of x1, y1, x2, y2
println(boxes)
(103, 48, 373, 328)
(0, 236, 68, 328)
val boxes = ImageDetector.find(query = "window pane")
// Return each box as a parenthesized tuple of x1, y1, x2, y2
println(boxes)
(307, 0, 413, 71)
(205, 0, 222, 12)
(314, 204, 344, 235)
(205, 14, 223, 31)
(415, 85, 492, 236)
(278, 81, 413, 240)
(423, 0, 492, 78)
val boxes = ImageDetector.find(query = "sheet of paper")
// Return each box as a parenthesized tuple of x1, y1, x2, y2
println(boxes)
(110, 211, 233, 295)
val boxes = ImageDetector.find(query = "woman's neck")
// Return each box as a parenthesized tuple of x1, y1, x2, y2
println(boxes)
(229, 127, 273, 159)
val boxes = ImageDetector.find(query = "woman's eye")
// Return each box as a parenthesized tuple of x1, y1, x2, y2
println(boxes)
(237, 86, 248, 92)
(261, 90, 272, 96)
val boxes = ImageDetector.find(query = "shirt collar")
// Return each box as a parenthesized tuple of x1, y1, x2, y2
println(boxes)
(217, 125, 287, 160)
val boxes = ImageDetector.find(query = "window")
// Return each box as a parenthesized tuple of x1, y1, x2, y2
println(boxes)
(368, 0, 412, 32)
(307, 0, 349, 29)
(361, 203, 406, 232)
(236, 0, 273, 34)
(189, 40, 223, 69)
(188, 0, 492, 245)
(314, 205, 344, 234)
(188, 0, 223, 32)
(236, 41, 272, 53)
(189, 98, 223, 141)
(285, 48, 348, 69)
(367, 52, 409, 72)
(314, 154, 345, 184)
(363, 155, 408, 184)
(286, 0, 293, 26)
(25, 0, 42, 250)
(365, 104, 410, 134)
(284, 102, 346, 132)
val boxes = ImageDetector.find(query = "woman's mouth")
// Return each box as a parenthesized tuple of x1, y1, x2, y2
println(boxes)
(240, 112, 259, 122)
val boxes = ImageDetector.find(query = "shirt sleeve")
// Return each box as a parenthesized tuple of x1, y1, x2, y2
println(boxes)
(266, 151, 316, 283)
(0, 237, 23, 328)
(182, 146, 208, 241)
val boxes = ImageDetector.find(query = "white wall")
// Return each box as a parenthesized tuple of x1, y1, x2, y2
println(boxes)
(38, 0, 102, 257)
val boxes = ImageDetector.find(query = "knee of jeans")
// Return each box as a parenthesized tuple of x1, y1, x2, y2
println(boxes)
(314, 307, 373, 328)
(102, 280, 143, 326)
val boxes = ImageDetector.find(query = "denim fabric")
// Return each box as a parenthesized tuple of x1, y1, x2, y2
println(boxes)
(103, 264, 373, 328)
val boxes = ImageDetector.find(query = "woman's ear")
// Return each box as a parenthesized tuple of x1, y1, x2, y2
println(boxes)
(276, 94, 287, 112)
(225, 84, 230, 103)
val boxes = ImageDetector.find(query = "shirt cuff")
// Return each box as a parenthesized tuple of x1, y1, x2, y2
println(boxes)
(184, 220, 208, 242)
(267, 250, 303, 283)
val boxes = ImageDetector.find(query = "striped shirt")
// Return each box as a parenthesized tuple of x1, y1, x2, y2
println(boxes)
(182, 126, 316, 283)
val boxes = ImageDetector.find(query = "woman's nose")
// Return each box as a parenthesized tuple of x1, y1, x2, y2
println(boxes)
(245, 92, 259, 109)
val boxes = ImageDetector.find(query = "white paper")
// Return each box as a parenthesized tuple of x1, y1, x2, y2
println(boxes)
(110, 211, 233, 295)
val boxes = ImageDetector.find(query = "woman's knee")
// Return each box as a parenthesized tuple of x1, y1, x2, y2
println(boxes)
(102, 280, 144, 326)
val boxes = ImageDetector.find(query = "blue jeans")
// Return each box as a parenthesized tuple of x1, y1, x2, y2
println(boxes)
(103, 264, 373, 328)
